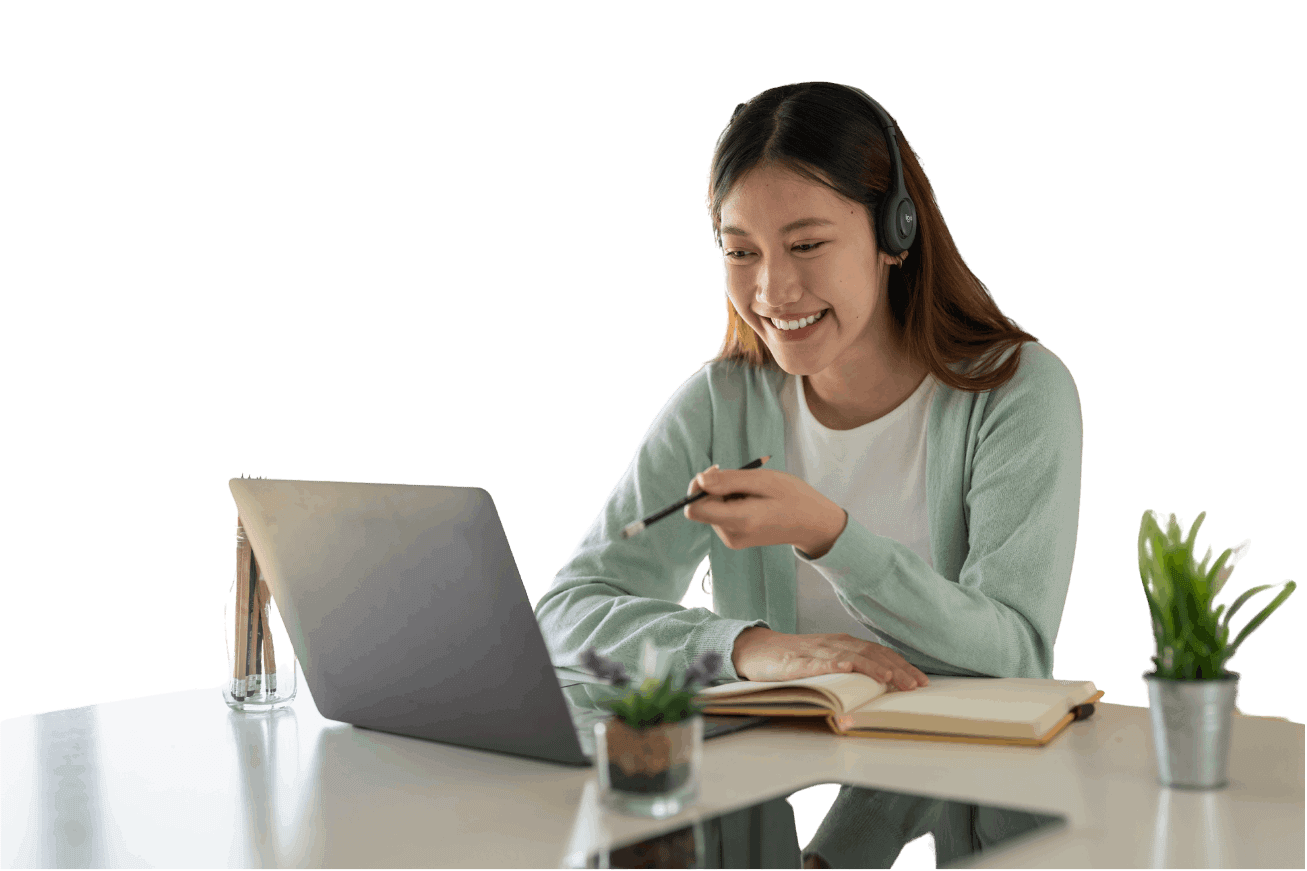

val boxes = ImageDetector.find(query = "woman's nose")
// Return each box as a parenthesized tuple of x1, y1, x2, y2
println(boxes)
(755, 259, 802, 306)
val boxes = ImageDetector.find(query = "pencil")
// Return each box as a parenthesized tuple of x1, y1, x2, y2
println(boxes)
(620, 456, 770, 539)
(232, 512, 273, 695)
(254, 582, 265, 695)
(257, 567, 278, 693)
(234, 519, 254, 699)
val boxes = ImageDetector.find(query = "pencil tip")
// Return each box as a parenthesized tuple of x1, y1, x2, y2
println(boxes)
(762, 455, 771, 463)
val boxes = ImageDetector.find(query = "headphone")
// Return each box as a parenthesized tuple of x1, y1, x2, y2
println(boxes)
(848, 87, 918, 256)
(731, 86, 918, 256)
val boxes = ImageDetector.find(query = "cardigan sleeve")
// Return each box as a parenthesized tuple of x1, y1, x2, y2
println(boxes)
(800, 345, 1083, 679)
(533, 365, 768, 684)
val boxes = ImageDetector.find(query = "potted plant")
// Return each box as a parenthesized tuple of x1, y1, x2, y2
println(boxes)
(581, 641, 722, 819)
(1138, 510, 1296, 788)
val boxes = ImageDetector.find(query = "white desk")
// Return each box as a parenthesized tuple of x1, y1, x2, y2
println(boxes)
(3, 682, 1302, 868)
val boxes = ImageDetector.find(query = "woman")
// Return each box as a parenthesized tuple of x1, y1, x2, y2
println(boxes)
(534, 82, 1082, 868)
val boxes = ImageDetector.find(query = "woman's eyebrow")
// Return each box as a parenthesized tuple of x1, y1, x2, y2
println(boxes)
(721, 218, 831, 239)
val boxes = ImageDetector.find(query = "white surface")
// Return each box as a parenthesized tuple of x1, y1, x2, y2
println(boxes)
(3, 683, 1301, 868)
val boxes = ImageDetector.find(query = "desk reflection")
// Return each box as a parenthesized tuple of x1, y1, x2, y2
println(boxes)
(563, 781, 1066, 869)
(556, 680, 1066, 868)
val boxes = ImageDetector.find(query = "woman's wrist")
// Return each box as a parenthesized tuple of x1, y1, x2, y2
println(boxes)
(797, 504, 847, 560)
(731, 626, 773, 678)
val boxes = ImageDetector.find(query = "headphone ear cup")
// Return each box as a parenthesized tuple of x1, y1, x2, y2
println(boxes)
(880, 194, 917, 255)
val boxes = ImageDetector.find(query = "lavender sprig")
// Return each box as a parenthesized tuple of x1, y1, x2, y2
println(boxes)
(683, 651, 723, 688)
(580, 645, 724, 729)
(581, 648, 630, 687)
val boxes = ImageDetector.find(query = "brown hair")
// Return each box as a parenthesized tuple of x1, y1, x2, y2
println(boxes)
(707, 82, 1036, 393)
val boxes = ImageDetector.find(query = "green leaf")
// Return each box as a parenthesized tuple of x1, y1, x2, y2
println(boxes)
(1218, 575, 1291, 664)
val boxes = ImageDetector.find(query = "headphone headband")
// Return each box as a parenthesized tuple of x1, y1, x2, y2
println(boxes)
(844, 87, 917, 255)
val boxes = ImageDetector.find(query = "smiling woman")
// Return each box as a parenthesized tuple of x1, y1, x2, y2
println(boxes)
(709, 83, 1036, 398)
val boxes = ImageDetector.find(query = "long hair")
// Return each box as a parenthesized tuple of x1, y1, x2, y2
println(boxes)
(707, 82, 1036, 393)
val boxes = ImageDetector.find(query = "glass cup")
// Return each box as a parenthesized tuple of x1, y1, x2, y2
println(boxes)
(595, 715, 703, 818)
(223, 648, 297, 711)
(223, 528, 297, 711)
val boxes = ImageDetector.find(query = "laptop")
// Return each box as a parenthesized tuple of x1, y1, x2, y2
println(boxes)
(228, 478, 767, 766)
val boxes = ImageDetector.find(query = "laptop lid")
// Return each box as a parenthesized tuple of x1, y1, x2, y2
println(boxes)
(229, 478, 593, 766)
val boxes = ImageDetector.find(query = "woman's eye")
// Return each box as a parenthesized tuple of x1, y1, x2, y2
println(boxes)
(724, 242, 824, 260)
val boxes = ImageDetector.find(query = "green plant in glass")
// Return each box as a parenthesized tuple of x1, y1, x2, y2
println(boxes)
(581, 644, 722, 729)
(1139, 510, 1296, 680)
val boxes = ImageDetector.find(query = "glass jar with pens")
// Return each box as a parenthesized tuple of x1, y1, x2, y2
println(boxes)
(223, 520, 298, 711)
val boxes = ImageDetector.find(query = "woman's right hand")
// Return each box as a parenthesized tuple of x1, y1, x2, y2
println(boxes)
(731, 627, 930, 691)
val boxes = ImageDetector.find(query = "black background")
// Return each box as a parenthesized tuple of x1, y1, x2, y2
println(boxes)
(12, 69, 1296, 737)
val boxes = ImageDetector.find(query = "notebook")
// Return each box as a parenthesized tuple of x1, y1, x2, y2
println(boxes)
(228, 478, 767, 767)
(696, 672, 1103, 746)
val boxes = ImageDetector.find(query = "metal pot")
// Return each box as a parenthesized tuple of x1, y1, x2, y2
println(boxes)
(1144, 670, 1239, 789)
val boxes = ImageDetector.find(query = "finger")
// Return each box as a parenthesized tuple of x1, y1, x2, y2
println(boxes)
(684, 489, 726, 515)
(848, 643, 930, 688)
(896, 661, 930, 686)
(829, 659, 905, 690)
(698, 467, 772, 496)
(687, 464, 720, 497)
(883, 661, 928, 689)
(844, 656, 927, 691)
(863, 662, 913, 689)
(690, 491, 731, 517)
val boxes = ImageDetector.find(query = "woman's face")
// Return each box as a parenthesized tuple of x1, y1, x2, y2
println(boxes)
(718, 164, 901, 378)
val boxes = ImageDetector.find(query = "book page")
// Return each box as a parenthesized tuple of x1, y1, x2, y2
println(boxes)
(696, 672, 886, 716)
(840, 677, 1099, 739)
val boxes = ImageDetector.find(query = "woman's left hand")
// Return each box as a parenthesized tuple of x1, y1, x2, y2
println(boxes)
(683, 465, 848, 557)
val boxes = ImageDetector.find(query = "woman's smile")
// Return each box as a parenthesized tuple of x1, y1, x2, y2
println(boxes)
(769, 315, 824, 343)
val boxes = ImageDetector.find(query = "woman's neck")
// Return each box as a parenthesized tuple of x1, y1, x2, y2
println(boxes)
(803, 345, 929, 431)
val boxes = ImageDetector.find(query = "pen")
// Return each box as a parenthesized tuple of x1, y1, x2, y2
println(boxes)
(620, 456, 771, 539)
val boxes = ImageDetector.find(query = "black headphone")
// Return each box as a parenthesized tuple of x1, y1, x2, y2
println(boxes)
(731, 86, 917, 255)
(848, 88, 918, 256)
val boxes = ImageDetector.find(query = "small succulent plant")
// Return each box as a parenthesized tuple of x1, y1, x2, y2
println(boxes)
(1139, 510, 1295, 680)
(581, 642, 723, 729)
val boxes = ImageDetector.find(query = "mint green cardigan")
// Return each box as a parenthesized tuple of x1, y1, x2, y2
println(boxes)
(534, 342, 1083, 684)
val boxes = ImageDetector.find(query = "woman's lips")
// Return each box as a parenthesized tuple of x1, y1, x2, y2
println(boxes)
(763, 308, 826, 340)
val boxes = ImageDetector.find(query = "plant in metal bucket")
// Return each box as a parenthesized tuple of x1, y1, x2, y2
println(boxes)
(1139, 510, 1295, 680)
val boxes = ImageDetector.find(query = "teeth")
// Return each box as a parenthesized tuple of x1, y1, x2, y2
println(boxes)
(771, 310, 827, 331)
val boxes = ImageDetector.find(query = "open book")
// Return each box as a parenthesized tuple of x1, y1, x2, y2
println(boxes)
(695, 674, 1104, 747)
